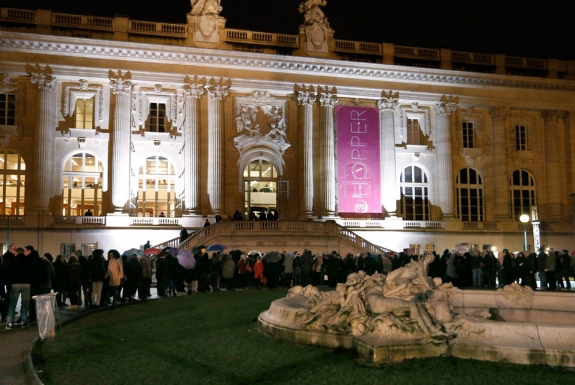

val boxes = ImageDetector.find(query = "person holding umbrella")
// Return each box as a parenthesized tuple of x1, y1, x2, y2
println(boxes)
(253, 256, 265, 289)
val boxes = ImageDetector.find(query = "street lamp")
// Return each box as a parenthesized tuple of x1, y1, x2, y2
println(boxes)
(520, 214, 530, 251)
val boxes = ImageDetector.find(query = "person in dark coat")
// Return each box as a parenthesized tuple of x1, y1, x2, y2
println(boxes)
(53, 255, 68, 306)
(559, 249, 572, 289)
(364, 253, 378, 276)
(526, 252, 538, 290)
(65, 255, 83, 309)
(124, 254, 143, 301)
(501, 250, 515, 286)
(515, 252, 528, 286)
(5, 247, 32, 328)
(28, 247, 47, 323)
(156, 252, 168, 297)
(179, 227, 189, 245)
(1, 244, 17, 322)
(299, 250, 313, 287)
(89, 249, 106, 306)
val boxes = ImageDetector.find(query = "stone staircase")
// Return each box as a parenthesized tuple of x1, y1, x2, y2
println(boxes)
(155, 220, 394, 255)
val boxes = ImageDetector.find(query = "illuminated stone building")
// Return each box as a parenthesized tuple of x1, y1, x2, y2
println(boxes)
(0, 2, 574, 256)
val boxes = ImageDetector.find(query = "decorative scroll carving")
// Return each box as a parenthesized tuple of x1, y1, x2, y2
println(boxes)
(378, 90, 399, 111)
(297, 88, 316, 106)
(234, 91, 290, 154)
(108, 70, 132, 95)
(435, 95, 459, 116)
(318, 86, 337, 107)
(27, 64, 56, 90)
(182, 83, 205, 99)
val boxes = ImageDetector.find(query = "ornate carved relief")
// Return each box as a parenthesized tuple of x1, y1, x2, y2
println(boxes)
(27, 64, 56, 90)
(234, 91, 290, 155)
(62, 79, 104, 124)
(435, 95, 459, 116)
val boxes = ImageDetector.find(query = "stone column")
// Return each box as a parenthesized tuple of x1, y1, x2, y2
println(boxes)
(296, 85, 316, 218)
(378, 91, 399, 217)
(318, 86, 338, 217)
(434, 97, 458, 219)
(489, 107, 511, 219)
(29, 67, 56, 211)
(206, 81, 229, 214)
(542, 110, 565, 218)
(109, 72, 132, 212)
(182, 83, 204, 214)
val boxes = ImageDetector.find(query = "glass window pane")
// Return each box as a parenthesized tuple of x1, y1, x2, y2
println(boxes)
(6, 153, 19, 170)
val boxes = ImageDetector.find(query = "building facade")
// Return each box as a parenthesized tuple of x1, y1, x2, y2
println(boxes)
(1, 3, 575, 256)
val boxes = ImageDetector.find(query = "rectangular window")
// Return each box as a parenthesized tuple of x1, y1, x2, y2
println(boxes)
(462, 121, 474, 148)
(424, 244, 435, 252)
(409, 244, 420, 255)
(407, 118, 421, 145)
(75, 98, 94, 129)
(0, 93, 16, 126)
(149, 103, 166, 132)
(60, 243, 76, 258)
(515, 125, 527, 151)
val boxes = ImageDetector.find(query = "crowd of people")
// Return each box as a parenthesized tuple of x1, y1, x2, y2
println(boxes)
(0, 245, 152, 330)
(2, 243, 573, 330)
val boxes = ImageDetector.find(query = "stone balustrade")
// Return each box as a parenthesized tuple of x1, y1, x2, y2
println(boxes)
(1, 7, 572, 79)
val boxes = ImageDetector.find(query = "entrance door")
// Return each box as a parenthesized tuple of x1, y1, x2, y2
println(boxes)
(243, 158, 278, 220)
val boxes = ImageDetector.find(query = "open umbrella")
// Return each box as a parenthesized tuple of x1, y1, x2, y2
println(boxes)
(206, 243, 227, 252)
(263, 251, 282, 263)
(161, 246, 178, 256)
(143, 247, 162, 255)
(191, 244, 207, 254)
(176, 249, 196, 269)
(451, 242, 470, 255)
(247, 250, 262, 258)
(122, 248, 144, 258)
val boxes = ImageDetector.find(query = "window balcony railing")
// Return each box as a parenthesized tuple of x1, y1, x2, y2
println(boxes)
(0, 215, 24, 225)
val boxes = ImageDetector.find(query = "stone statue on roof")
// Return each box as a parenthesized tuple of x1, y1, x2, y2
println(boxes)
(190, 0, 222, 16)
(299, 0, 330, 28)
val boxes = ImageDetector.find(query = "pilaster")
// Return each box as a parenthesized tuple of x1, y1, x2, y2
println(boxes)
(489, 106, 511, 219)
(182, 82, 205, 215)
(542, 110, 565, 218)
(318, 86, 338, 218)
(206, 78, 229, 214)
(109, 70, 132, 212)
(435, 96, 458, 219)
(296, 85, 316, 219)
(28, 65, 56, 212)
(378, 91, 399, 217)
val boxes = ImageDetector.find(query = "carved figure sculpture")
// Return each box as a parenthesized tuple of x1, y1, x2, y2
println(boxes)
(190, 0, 222, 16)
(298, 0, 329, 27)
(384, 254, 435, 300)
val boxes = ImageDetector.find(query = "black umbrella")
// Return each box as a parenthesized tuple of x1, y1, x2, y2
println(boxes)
(263, 251, 282, 263)
(191, 244, 207, 254)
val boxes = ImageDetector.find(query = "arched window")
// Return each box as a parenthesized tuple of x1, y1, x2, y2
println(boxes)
(510, 169, 536, 220)
(0, 149, 25, 215)
(62, 152, 103, 216)
(136, 155, 176, 217)
(399, 165, 430, 220)
(456, 168, 484, 221)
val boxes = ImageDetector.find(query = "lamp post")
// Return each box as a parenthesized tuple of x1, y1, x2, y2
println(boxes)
(520, 214, 529, 252)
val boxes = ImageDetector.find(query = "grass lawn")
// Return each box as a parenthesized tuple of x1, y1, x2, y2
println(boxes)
(34, 289, 574, 385)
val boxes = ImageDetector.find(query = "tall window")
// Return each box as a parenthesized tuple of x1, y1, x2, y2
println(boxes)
(149, 103, 166, 132)
(0, 93, 15, 126)
(137, 155, 176, 217)
(515, 125, 527, 151)
(406, 118, 422, 145)
(462, 121, 475, 148)
(243, 158, 278, 220)
(62, 152, 103, 216)
(456, 168, 484, 221)
(74, 97, 94, 129)
(400, 165, 430, 220)
(510, 169, 536, 220)
(0, 150, 25, 215)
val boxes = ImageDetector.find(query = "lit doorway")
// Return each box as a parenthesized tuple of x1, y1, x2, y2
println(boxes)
(243, 158, 278, 220)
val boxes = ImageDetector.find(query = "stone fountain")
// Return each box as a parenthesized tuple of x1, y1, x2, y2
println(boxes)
(258, 256, 575, 366)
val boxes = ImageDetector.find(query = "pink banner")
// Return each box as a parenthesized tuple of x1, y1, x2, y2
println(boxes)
(337, 106, 381, 215)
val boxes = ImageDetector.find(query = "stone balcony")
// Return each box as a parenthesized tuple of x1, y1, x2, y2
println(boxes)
(1, 7, 573, 80)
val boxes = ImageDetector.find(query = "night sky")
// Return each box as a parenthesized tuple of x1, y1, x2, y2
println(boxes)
(4, 0, 573, 60)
